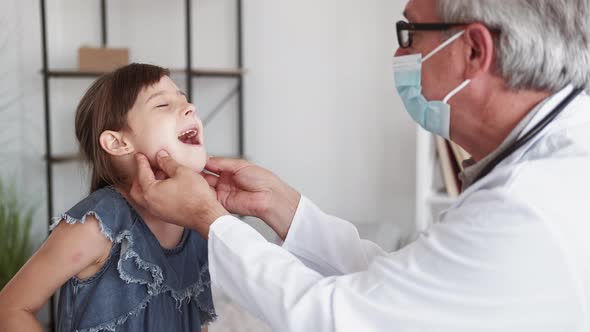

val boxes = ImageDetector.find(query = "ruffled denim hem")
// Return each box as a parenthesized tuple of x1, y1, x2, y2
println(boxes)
(50, 210, 216, 331)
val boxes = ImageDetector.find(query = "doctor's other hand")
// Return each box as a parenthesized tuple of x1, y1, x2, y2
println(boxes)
(204, 157, 301, 240)
(131, 151, 229, 239)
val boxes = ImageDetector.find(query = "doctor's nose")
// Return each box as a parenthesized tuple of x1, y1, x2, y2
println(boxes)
(394, 47, 409, 57)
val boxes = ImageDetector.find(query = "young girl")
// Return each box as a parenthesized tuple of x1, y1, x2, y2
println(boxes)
(0, 64, 216, 331)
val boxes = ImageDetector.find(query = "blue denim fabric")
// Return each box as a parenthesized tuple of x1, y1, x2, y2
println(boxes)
(51, 186, 215, 332)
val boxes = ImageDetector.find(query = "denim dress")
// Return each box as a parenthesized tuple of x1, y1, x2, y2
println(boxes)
(50, 186, 216, 332)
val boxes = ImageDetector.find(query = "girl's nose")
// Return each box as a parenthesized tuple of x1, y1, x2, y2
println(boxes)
(183, 104, 195, 116)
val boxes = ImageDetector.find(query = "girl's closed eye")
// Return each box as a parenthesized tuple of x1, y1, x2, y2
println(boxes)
(156, 103, 169, 108)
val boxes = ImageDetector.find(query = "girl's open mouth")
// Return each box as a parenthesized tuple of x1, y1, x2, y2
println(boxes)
(177, 128, 201, 145)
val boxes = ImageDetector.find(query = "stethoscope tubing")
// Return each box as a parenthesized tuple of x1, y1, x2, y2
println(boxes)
(474, 87, 584, 184)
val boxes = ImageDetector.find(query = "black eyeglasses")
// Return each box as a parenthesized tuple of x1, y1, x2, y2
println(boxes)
(396, 20, 501, 48)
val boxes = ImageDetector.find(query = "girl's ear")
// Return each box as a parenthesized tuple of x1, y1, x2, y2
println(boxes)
(99, 130, 135, 157)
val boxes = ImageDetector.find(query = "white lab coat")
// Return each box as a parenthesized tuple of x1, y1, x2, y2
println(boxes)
(208, 86, 590, 332)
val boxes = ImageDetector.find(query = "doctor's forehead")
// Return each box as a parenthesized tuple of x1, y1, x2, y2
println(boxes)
(404, 0, 440, 22)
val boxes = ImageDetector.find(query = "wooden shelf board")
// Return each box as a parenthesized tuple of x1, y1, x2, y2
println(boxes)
(426, 192, 457, 205)
(46, 153, 245, 164)
(44, 67, 246, 78)
(45, 153, 82, 163)
(45, 70, 107, 78)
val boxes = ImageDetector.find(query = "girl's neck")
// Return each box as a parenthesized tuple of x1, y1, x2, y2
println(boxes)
(113, 184, 186, 249)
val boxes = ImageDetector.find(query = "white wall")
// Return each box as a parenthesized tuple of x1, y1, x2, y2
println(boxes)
(243, 0, 415, 247)
(0, 0, 24, 183)
(1, 0, 47, 245)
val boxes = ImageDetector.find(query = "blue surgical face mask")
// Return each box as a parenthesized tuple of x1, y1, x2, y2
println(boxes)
(393, 31, 471, 139)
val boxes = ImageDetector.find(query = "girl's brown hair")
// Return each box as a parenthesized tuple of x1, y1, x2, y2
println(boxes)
(75, 63, 170, 192)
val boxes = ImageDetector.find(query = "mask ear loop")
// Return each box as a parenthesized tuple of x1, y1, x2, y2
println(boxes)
(443, 79, 471, 103)
(422, 30, 465, 62)
(419, 30, 471, 103)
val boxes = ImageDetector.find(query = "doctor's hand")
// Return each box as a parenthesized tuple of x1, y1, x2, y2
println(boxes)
(130, 151, 229, 239)
(204, 157, 301, 240)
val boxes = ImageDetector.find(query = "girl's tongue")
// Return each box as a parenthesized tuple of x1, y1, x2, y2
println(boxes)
(178, 129, 200, 145)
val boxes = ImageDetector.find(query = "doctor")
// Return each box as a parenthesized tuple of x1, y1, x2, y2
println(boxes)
(131, 0, 590, 331)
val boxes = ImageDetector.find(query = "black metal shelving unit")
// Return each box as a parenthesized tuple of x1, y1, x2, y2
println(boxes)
(39, 0, 244, 329)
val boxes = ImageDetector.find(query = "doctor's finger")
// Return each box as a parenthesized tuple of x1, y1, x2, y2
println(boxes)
(155, 170, 168, 181)
(129, 180, 147, 208)
(135, 153, 157, 191)
(206, 156, 249, 174)
(156, 150, 182, 178)
(203, 173, 219, 188)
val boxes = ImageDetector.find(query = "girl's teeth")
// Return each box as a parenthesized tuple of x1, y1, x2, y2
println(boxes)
(179, 129, 197, 139)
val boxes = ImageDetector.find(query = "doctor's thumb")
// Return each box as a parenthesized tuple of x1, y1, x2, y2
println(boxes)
(156, 150, 182, 177)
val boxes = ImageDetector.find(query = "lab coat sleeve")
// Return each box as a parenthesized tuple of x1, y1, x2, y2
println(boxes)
(209, 217, 334, 331)
(208, 189, 576, 331)
(282, 196, 388, 276)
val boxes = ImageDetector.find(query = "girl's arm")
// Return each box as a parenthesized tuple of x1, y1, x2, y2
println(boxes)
(0, 216, 111, 331)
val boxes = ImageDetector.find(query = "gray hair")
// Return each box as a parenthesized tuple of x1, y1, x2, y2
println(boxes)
(437, 0, 590, 92)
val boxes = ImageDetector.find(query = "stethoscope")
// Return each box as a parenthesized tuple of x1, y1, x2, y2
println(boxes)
(474, 86, 584, 183)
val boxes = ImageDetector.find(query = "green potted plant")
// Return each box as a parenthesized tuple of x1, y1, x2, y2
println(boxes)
(0, 179, 33, 290)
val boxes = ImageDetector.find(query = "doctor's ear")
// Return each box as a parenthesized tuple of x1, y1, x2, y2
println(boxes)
(462, 23, 495, 78)
(99, 130, 135, 157)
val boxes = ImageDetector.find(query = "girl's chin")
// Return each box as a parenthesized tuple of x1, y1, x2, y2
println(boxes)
(161, 149, 205, 168)
(179, 159, 206, 172)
